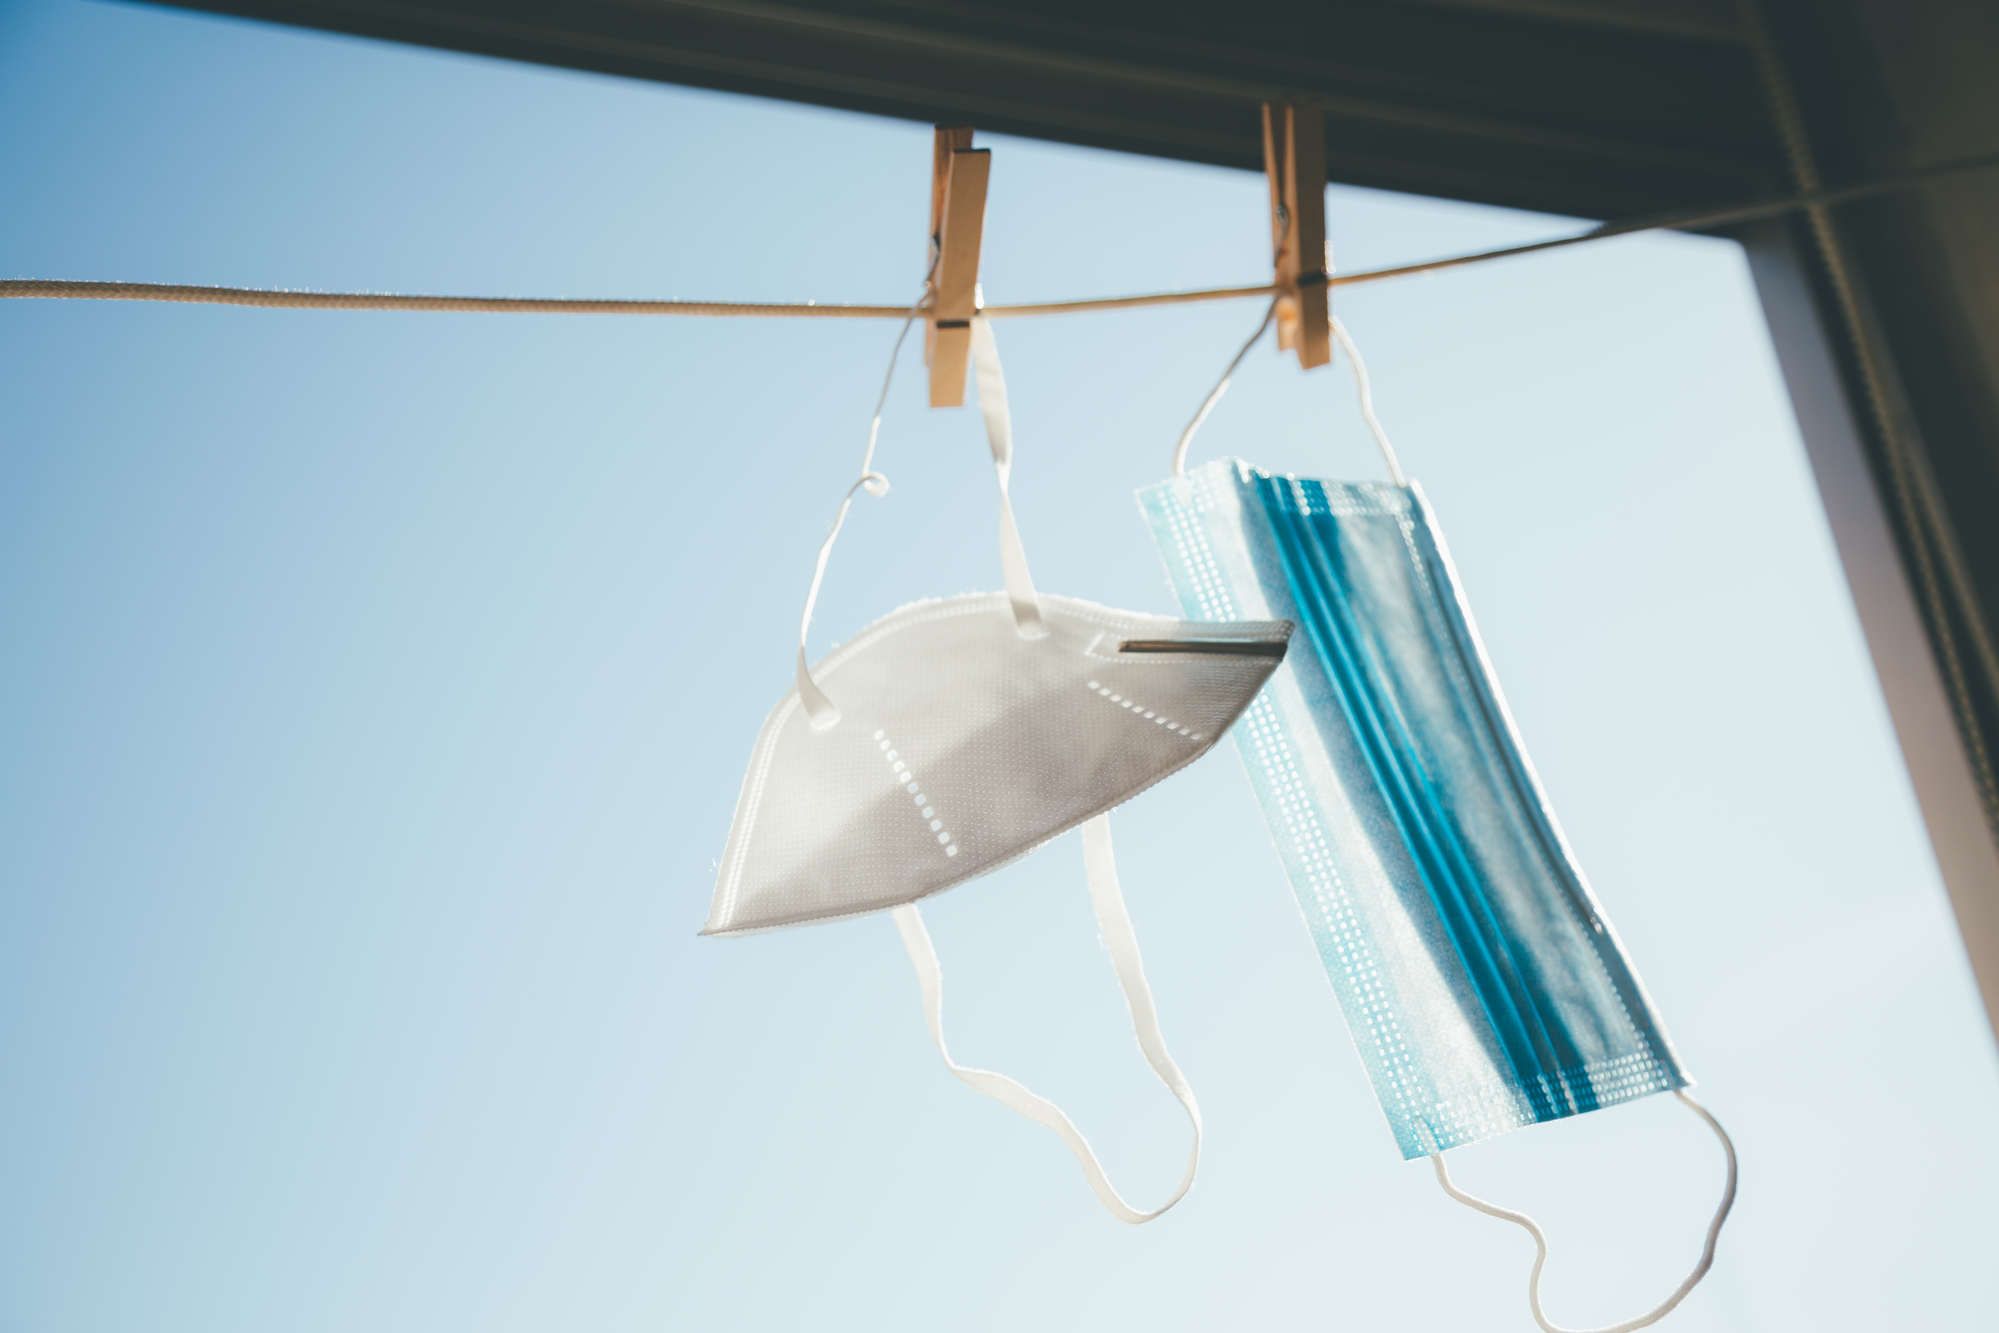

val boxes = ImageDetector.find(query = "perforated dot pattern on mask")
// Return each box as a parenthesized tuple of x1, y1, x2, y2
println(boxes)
(875, 729, 957, 857)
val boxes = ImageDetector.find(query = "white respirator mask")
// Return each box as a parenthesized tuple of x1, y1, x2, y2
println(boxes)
(704, 316, 1292, 1222)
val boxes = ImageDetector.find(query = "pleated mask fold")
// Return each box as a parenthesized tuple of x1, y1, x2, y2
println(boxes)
(1141, 308, 1733, 1332)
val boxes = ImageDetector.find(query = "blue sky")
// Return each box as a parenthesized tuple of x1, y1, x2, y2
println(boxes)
(3, 1, 1996, 1329)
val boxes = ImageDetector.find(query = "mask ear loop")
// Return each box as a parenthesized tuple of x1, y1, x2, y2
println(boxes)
(1331, 315, 1408, 487)
(794, 262, 936, 730)
(1170, 297, 1279, 477)
(969, 317, 1047, 638)
(1330, 313, 1727, 1320)
(1336, 306, 1719, 1323)
(1419, 1090, 1739, 1333)
(1167, 305, 1407, 489)
(891, 813, 1201, 1224)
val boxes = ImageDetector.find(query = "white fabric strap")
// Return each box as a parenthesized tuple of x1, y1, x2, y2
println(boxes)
(1330, 315, 1408, 487)
(794, 472, 882, 729)
(793, 279, 932, 730)
(1166, 304, 1409, 489)
(1171, 297, 1278, 477)
(970, 318, 1047, 638)
(1422, 1090, 1738, 1333)
(891, 813, 1202, 1224)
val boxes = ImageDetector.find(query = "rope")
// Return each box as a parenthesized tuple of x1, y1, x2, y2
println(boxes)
(989, 283, 1275, 317)
(0, 282, 918, 318)
(7, 149, 1995, 322)
(0, 277, 1274, 318)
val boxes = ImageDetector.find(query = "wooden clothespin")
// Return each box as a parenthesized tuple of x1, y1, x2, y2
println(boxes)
(1262, 99, 1331, 370)
(926, 125, 991, 408)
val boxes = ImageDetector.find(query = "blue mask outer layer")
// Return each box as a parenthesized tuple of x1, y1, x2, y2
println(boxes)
(1139, 458, 1690, 1159)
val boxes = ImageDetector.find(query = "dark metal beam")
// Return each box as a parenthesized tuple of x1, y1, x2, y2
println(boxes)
(1739, 0, 1999, 1042)
(142, 0, 1786, 218)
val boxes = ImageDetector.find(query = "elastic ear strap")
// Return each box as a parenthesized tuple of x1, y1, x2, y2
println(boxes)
(891, 813, 1201, 1224)
(1171, 297, 1277, 477)
(791, 275, 933, 729)
(1330, 316, 1408, 487)
(794, 475, 880, 729)
(1423, 1090, 1738, 1333)
(969, 318, 1046, 638)
(1081, 814, 1201, 1122)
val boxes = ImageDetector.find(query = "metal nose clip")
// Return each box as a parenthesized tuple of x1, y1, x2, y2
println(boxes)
(1117, 638, 1288, 659)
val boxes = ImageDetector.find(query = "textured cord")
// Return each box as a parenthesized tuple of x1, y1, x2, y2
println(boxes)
(12, 156, 1999, 321)
(1424, 1090, 1737, 1333)
(0, 282, 914, 316)
(0, 278, 1273, 318)
(892, 813, 1202, 1224)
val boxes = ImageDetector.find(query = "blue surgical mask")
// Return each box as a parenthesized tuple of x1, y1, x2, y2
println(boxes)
(1142, 460, 1690, 1155)
(1139, 311, 1734, 1333)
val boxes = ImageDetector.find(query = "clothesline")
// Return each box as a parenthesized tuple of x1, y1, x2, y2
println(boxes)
(4, 149, 1993, 319)
(0, 279, 1277, 318)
